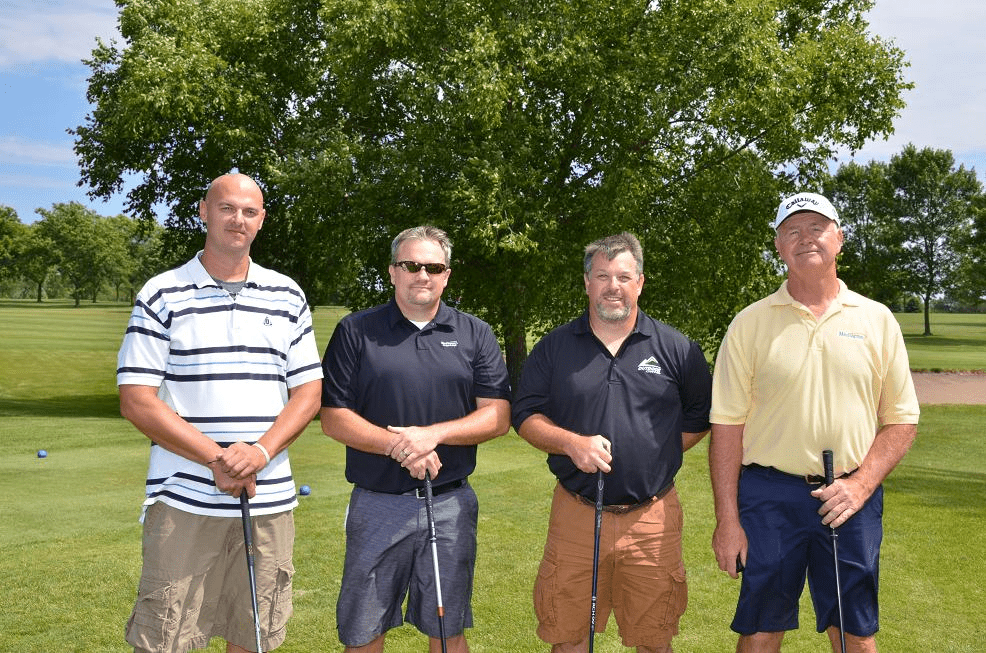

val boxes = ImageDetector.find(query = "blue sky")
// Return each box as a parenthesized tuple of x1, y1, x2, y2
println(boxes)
(2, 0, 985, 224)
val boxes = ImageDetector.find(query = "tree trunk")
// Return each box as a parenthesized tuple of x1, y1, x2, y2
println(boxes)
(502, 316, 529, 403)
(923, 291, 932, 336)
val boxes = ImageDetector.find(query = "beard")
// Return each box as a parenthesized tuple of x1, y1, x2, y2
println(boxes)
(594, 298, 632, 323)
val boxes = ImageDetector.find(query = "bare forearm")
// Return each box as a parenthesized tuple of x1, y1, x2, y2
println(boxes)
(258, 380, 321, 456)
(120, 384, 222, 464)
(855, 422, 917, 496)
(709, 423, 745, 524)
(424, 398, 511, 446)
(320, 406, 394, 455)
(516, 413, 583, 456)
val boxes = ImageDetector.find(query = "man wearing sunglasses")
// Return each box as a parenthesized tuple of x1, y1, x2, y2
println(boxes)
(320, 225, 512, 653)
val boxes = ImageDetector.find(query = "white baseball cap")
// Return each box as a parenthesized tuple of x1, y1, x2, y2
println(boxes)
(773, 192, 840, 231)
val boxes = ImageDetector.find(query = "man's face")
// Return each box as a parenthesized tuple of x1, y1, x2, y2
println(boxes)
(199, 175, 266, 255)
(388, 238, 450, 314)
(774, 211, 844, 273)
(584, 251, 644, 323)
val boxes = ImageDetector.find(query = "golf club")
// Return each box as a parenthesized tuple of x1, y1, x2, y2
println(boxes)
(822, 449, 847, 653)
(239, 492, 264, 653)
(424, 472, 448, 653)
(589, 467, 605, 653)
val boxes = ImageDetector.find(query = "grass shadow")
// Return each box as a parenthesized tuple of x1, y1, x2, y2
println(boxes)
(886, 464, 986, 515)
(0, 393, 120, 418)
(902, 335, 986, 348)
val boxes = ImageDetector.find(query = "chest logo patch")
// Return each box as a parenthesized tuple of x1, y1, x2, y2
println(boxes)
(838, 330, 865, 341)
(637, 356, 663, 375)
(441, 340, 459, 348)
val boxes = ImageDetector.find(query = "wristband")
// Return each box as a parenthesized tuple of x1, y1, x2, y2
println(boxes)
(252, 442, 271, 465)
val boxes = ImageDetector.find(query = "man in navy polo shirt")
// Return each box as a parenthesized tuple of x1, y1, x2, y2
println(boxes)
(320, 225, 511, 653)
(512, 232, 712, 653)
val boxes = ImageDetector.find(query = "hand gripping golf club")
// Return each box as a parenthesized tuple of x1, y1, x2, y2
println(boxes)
(239, 492, 264, 653)
(589, 467, 604, 653)
(823, 450, 847, 653)
(424, 472, 449, 653)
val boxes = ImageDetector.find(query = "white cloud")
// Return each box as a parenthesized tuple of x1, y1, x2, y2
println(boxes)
(0, 1, 119, 69)
(0, 136, 77, 167)
(852, 0, 986, 166)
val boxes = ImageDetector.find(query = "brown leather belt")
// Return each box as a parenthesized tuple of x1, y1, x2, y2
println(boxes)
(568, 482, 674, 515)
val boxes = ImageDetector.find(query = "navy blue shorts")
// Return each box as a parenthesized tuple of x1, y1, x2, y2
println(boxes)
(732, 465, 883, 637)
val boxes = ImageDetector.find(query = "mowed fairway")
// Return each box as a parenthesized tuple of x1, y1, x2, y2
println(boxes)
(1, 300, 983, 652)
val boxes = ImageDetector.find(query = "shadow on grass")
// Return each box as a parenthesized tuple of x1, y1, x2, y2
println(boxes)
(887, 464, 986, 514)
(0, 394, 120, 418)
(902, 334, 986, 348)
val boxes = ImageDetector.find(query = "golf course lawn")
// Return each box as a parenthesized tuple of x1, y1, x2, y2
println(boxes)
(1, 301, 983, 652)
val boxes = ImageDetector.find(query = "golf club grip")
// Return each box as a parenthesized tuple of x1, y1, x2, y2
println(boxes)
(822, 449, 835, 486)
(240, 493, 255, 557)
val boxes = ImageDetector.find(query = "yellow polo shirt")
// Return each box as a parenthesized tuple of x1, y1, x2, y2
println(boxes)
(711, 280, 919, 476)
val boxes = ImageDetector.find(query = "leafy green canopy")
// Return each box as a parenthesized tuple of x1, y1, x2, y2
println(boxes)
(75, 0, 910, 381)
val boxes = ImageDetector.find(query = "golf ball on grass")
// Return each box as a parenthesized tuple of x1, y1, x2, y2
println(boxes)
(37, 449, 48, 459)
(299, 485, 311, 496)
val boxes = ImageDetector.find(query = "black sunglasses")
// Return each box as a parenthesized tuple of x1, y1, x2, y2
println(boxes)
(394, 260, 449, 274)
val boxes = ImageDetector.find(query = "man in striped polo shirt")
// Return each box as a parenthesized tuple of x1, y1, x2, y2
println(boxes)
(117, 173, 323, 653)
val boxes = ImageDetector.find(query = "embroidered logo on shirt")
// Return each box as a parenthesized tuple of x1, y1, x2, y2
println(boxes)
(441, 340, 459, 347)
(838, 330, 865, 341)
(263, 317, 273, 327)
(637, 356, 663, 374)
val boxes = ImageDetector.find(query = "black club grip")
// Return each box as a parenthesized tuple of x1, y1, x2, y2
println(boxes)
(822, 449, 835, 486)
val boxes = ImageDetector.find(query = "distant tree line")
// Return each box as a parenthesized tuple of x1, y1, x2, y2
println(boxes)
(0, 203, 168, 306)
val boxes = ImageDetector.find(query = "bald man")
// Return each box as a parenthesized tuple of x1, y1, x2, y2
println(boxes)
(117, 173, 323, 652)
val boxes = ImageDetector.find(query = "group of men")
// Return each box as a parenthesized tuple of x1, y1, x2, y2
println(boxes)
(116, 173, 919, 653)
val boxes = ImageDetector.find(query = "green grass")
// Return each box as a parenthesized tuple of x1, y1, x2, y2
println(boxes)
(1, 300, 984, 651)
(894, 312, 986, 371)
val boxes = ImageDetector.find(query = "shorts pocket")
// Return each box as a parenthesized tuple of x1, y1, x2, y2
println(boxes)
(661, 563, 688, 626)
(533, 557, 558, 627)
(125, 575, 188, 652)
(268, 559, 295, 636)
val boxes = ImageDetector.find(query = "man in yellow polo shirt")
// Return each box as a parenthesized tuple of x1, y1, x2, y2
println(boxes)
(709, 192, 920, 653)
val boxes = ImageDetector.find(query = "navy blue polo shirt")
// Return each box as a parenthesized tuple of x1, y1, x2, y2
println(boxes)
(322, 299, 511, 494)
(512, 310, 712, 505)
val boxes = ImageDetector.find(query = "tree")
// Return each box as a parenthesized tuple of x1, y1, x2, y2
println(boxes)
(75, 0, 911, 385)
(952, 193, 986, 310)
(0, 206, 27, 284)
(34, 203, 126, 306)
(823, 160, 906, 306)
(887, 145, 982, 335)
(16, 226, 58, 302)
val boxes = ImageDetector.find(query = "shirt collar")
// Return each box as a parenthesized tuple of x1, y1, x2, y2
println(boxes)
(771, 278, 859, 309)
(573, 309, 654, 339)
(386, 298, 452, 329)
(189, 251, 257, 288)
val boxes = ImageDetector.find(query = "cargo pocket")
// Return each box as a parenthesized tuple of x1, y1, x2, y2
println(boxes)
(661, 563, 688, 626)
(125, 575, 188, 651)
(268, 559, 295, 637)
(533, 557, 558, 627)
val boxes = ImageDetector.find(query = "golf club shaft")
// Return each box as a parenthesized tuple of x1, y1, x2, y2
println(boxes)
(424, 473, 448, 653)
(822, 450, 847, 653)
(589, 469, 604, 653)
(239, 492, 264, 653)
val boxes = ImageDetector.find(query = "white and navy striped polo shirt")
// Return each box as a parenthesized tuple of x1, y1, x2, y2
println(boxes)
(117, 253, 323, 519)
